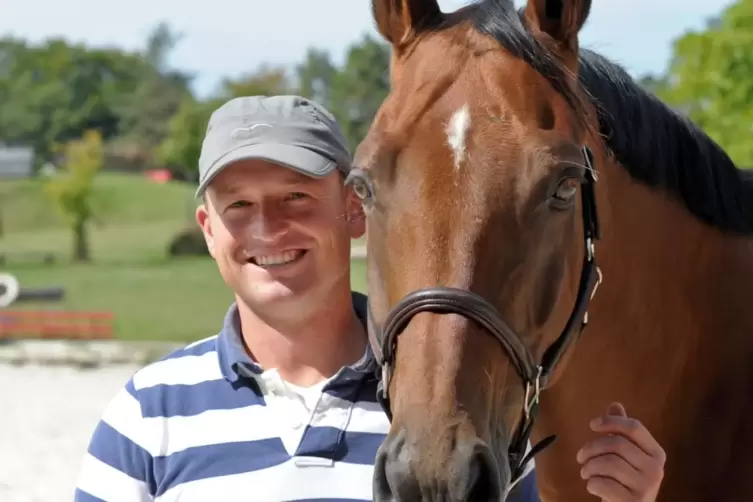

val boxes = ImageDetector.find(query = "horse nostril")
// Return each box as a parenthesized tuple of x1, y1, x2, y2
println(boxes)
(462, 443, 504, 502)
(467, 455, 494, 501)
(373, 431, 504, 502)
(372, 445, 394, 501)
(373, 432, 415, 502)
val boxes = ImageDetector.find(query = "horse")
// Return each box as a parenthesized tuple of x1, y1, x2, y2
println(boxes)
(347, 0, 753, 500)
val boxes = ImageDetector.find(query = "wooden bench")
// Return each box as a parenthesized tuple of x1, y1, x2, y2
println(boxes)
(0, 310, 114, 340)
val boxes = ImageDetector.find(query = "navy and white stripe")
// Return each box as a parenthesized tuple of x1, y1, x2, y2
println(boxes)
(74, 293, 538, 501)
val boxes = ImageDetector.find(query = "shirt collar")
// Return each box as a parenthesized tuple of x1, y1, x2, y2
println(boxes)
(216, 291, 377, 383)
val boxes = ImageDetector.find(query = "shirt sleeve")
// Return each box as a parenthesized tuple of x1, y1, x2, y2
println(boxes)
(506, 467, 541, 502)
(74, 378, 155, 501)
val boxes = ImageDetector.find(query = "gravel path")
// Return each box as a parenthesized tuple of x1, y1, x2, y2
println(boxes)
(0, 364, 141, 502)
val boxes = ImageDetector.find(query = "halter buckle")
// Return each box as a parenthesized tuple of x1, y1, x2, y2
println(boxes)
(586, 237, 595, 262)
(523, 366, 543, 420)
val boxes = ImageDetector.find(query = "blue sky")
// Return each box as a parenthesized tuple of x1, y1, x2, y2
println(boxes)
(0, 0, 732, 97)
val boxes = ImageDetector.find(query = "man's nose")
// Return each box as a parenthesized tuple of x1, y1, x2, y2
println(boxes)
(250, 207, 288, 242)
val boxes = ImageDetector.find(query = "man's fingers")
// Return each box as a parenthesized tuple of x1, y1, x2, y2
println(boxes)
(577, 433, 653, 473)
(584, 475, 634, 502)
(581, 404, 666, 500)
(590, 414, 665, 462)
(605, 402, 627, 417)
(580, 452, 641, 491)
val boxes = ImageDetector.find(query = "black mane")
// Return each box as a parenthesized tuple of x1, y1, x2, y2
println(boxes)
(468, 0, 753, 235)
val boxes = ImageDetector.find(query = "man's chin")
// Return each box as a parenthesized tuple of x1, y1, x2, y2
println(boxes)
(238, 279, 313, 310)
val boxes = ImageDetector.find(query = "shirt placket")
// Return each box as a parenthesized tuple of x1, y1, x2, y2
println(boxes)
(258, 370, 313, 456)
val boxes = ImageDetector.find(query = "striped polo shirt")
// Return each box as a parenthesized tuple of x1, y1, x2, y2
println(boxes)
(74, 292, 539, 501)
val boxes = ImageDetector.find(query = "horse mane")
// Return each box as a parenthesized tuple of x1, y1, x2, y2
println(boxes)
(468, 0, 753, 235)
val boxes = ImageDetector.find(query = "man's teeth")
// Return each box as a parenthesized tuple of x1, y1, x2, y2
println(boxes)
(252, 250, 303, 266)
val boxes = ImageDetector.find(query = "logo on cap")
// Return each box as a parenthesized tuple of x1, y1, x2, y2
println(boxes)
(231, 123, 273, 139)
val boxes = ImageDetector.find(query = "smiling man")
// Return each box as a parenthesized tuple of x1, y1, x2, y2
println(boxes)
(74, 95, 665, 502)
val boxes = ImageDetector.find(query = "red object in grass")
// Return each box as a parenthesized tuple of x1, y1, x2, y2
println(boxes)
(145, 169, 173, 183)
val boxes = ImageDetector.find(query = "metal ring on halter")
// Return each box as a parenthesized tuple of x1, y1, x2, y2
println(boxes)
(523, 366, 543, 420)
(591, 266, 603, 300)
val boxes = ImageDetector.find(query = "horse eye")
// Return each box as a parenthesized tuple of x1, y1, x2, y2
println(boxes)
(549, 177, 580, 210)
(554, 179, 578, 201)
(353, 180, 372, 200)
(345, 170, 374, 202)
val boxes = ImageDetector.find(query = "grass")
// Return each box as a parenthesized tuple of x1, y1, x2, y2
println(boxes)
(0, 172, 197, 234)
(9, 257, 368, 342)
(0, 172, 368, 343)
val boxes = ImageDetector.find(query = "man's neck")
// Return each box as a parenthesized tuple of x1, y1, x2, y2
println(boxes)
(237, 288, 367, 387)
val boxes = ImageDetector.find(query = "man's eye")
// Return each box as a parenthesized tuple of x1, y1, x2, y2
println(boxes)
(287, 192, 308, 200)
(228, 200, 251, 209)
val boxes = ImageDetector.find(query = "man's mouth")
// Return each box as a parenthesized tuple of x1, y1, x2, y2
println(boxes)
(248, 250, 306, 268)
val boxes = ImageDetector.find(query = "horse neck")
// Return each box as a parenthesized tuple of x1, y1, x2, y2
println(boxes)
(535, 159, 753, 500)
(532, 160, 753, 500)
(594, 161, 753, 368)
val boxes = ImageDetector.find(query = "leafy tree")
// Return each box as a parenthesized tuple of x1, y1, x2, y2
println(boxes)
(0, 38, 144, 168)
(159, 97, 221, 182)
(44, 130, 104, 262)
(110, 22, 193, 165)
(0, 25, 192, 172)
(654, 0, 753, 167)
(329, 35, 391, 151)
(296, 48, 337, 109)
(219, 64, 292, 98)
(637, 74, 668, 95)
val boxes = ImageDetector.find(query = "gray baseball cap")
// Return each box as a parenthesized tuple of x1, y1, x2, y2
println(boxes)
(195, 95, 353, 197)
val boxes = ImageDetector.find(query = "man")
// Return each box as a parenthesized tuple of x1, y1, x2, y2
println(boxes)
(74, 95, 665, 501)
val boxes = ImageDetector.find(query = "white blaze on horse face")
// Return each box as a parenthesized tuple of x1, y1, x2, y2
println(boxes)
(446, 104, 471, 171)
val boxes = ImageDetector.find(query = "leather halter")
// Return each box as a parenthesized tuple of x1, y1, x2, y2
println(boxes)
(365, 145, 602, 489)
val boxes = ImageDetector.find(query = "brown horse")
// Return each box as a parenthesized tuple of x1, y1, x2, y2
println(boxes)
(348, 0, 753, 500)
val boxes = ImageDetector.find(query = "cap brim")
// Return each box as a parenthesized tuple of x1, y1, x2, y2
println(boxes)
(195, 143, 338, 197)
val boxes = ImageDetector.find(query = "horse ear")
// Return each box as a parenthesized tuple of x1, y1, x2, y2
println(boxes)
(372, 0, 442, 47)
(524, 0, 591, 50)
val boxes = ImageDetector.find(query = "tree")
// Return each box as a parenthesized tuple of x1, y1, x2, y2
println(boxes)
(218, 64, 292, 98)
(329, 35, 391, 151)
(44, 130, 104, 262)
(0, 26, 193, 173)
(637, 74, 668, 95)
(159, 96, 221, 182)
(296, 48, 337, 109)
(110, 22, 193, 165)
(0, 37, 145, 168)
(653, 0, 753, 167)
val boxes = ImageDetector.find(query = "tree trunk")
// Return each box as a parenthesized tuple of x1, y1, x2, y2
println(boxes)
(73, 218, 90, 262)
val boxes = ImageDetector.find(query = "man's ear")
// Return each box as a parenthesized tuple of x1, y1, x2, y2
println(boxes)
(196, 201, 217, 258)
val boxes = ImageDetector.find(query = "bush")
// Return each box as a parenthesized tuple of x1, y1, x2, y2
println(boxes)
(168, 227, 209, 257)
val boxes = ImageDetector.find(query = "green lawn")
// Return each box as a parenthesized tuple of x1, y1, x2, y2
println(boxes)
(9, 256, 367, 342)
(0, 172, 368, 342)
(0, 172, 197, 234)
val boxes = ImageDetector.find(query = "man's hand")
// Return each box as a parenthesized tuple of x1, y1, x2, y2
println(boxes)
(576, 402, 666, 501)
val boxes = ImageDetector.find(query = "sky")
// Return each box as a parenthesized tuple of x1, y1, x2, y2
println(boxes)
(0, 0, 733, 98)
